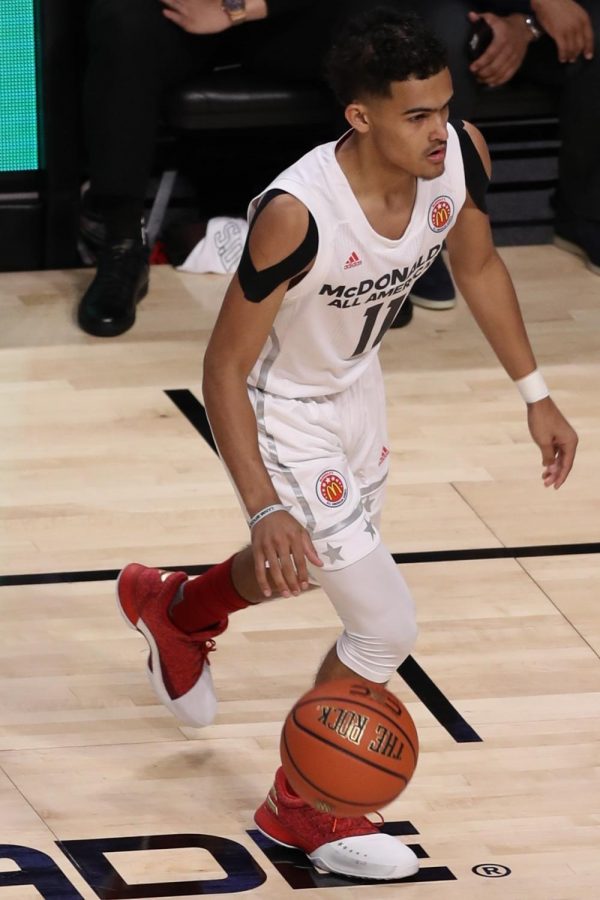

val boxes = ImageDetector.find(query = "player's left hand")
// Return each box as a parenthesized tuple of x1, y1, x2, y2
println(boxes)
(527, 396, 578, 489)
(468, 12, 530, 86)
(160, 0, 232, 34)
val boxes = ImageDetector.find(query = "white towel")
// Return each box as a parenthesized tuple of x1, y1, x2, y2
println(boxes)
(177, 216, 248, 274)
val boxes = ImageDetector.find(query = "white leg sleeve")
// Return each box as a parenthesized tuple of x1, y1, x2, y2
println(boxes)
(310, 543, 418, 683)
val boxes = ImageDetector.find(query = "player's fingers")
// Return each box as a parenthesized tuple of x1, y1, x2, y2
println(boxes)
(303, 532, 323, 567)
(278, 552, 301, 596)
(552, 440, 577, 490)
(253, 548, 273, 598)
(539, 440, 557, 468)
(265, 548, 292, 598)
(291, 546, 311, 591)
(542, 458, 560, 486)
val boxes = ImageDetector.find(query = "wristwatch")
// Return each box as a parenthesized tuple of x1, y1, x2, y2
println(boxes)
(524, 14, 543, 41)
(222, 0, 247, 25)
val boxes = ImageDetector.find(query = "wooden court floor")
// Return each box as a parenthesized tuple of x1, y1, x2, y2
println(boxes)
(1, 244, 599, 899)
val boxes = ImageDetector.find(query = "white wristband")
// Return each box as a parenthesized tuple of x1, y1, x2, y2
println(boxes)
(515, 369, 549, 404)
(248, 504, 287, 529)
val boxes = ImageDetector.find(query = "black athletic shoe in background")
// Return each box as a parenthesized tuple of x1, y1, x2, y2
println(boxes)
(78, 203, 107, 266)
(410, 252, 456, 309)
(78, 190, 148, 266)
(390, 298, 413, 329)
(77, 238, 149, 337)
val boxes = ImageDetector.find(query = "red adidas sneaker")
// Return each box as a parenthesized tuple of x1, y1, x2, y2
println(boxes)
(116, 563, 227, 726)
(254, 768, 419, 880)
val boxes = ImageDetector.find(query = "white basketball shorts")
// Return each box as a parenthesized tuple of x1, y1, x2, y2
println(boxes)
(248, 357, 389, 572)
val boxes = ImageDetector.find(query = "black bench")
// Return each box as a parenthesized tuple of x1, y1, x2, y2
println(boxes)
(150, 70, 558, 246)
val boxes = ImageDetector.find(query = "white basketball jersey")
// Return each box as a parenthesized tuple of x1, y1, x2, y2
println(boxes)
(248, 123, 466, 398)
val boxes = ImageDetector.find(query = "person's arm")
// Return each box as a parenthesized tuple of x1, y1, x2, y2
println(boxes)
(160, 0, 315, 34)
(445, 121, 578, 489)
(468, 11, 535, 86)
(472, 0, 594, 70)
(161, 0, 268, 34)
(530, 0, 594, 62)
(203, 193, 322, 598)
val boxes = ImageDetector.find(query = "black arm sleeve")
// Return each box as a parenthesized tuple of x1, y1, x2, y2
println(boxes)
(238, 189, 319, 302)
(452, 118, 490, 214)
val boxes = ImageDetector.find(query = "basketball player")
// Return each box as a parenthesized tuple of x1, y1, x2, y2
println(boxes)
(116, 7, 578, 881)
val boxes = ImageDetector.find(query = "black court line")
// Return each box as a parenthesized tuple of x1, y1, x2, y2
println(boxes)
(165, 388, 600, 561)
(166, 388, 216, 452)
(4, 539, 600, 588)
(0, 567, 210, 587)
(392, 543, 600, 564)
(398, 656, 482, 743)
(159, 389, 596, 744)
(0, 561, 482, 740)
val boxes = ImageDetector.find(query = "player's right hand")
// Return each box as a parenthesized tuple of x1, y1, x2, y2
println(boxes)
(251, 510, 323, 599)
(527, 396, 578, 489)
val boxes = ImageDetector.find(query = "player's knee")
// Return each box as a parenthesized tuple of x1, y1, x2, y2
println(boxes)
(397, 613, 418, 661)
(336, 615, 417, 684)
(381, 587, 418, 666)
(385, 611, 418, 668)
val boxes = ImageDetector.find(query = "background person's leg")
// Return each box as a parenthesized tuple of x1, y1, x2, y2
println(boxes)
(83, 0, 222, 234)
(519, 2, 600, 273)
(79, 0, 226, 335)
(418, 0, 479, 120)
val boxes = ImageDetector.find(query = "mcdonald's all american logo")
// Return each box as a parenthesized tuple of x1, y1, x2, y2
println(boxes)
(317, 470, 348, 507)
(429, 195, 454, 232)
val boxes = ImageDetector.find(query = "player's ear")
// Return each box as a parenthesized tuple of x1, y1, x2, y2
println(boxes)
(345, 102, 370, 133)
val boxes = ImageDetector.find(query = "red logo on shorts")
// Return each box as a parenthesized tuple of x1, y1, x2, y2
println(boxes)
(429, 196, 454, 232)
(317, 470, 348, 507)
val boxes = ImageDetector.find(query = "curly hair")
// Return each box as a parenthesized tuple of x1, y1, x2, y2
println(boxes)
(325, 6, 448, 107)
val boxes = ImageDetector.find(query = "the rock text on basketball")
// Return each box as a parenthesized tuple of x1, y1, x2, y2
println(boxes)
(318, 705, 369, 746)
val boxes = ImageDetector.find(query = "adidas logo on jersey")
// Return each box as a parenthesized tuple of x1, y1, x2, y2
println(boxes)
(343, 250, 362, 269)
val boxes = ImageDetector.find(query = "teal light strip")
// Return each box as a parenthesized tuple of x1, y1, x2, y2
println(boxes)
(0, 0, 39, 172)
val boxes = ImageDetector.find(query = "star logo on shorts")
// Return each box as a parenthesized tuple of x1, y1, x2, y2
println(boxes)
(323, 543, 344, 564)
(363, 519, 376, 540)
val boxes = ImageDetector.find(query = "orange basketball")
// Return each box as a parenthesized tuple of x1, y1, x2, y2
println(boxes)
(280, 678, 418, 817)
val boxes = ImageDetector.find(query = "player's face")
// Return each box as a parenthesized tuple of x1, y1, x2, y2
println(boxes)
(350, 69, 453, 180)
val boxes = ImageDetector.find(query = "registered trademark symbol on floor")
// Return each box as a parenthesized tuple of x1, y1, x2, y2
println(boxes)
(472, 864, 512, 878)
